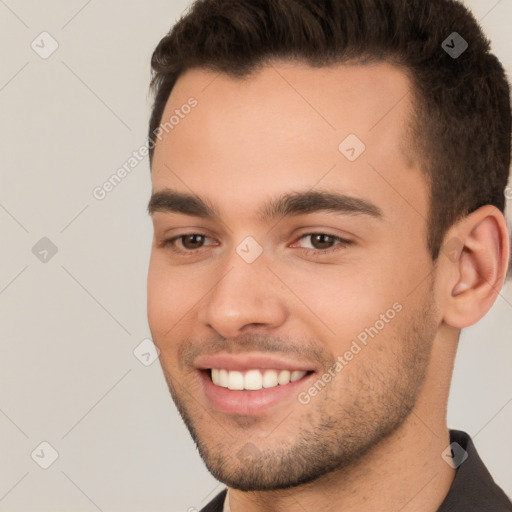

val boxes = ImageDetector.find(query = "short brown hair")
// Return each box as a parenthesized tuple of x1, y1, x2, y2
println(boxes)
(148, 0, 511, 261)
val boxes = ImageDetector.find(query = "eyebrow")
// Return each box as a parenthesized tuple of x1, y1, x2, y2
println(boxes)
(147, 188, 383, 222)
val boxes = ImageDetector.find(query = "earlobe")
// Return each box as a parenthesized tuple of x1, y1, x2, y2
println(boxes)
(442, 206, 510, 329)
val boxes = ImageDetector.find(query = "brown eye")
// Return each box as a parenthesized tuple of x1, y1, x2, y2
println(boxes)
(180, 234, 207, 250)
(160, 232, 213, 254)
(308, 234, 336, 250)
(292, 232, 353, 257)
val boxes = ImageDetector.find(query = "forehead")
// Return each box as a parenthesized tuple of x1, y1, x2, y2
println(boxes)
(151, 61, 427, 229)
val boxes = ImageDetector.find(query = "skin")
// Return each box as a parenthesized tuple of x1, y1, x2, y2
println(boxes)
(147, 61, 510, 511)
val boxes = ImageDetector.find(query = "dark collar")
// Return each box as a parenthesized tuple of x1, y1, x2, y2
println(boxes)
(200, 488, 227, 512)
(437, 429, 512, 511)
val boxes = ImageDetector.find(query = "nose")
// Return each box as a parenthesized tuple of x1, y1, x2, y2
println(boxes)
(197, 249, 289, 339)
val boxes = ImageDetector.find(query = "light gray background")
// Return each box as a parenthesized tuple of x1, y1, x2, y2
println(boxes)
(0, 1, 511, 511)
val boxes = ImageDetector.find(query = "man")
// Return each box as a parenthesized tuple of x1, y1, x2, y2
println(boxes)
(145, 0, 512, 510)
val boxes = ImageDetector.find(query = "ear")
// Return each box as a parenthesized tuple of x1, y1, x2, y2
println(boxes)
(439, 205, 510, 329)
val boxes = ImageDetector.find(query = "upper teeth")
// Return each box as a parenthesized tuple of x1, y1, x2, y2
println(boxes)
(211, 369, 307, 390)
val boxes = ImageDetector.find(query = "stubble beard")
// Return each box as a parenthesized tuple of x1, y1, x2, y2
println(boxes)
(161, 291, 437, 491)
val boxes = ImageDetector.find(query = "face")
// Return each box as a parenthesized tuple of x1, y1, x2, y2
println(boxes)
(147, 61, 439, 491)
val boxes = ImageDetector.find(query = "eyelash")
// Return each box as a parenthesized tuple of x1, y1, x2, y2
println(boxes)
(159, 232, 353, 257)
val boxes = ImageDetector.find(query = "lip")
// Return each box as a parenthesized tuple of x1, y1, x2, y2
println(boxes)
(194, 353, 316, 372)
(197, 367, 317, 415)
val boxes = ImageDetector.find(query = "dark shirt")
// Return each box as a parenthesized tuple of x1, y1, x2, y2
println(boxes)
(200, 429, 512, 511)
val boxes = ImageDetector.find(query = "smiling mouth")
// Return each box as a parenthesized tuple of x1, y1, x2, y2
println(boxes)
(207, 368, 314, 391)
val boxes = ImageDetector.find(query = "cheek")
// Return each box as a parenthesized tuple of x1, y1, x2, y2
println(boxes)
(147, 255, 202, 365)
(147, 255, 177, 335)
(147, 266, 179, 372)
(278, 263, 398, 340)
(147, 261, 209, 333)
